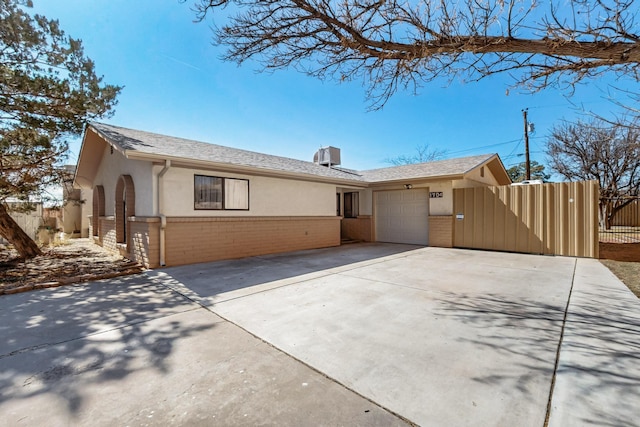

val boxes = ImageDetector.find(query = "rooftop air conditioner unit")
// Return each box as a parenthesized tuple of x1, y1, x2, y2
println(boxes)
(313, 146, 341, 167)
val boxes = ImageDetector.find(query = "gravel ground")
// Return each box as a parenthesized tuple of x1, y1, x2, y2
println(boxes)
(0, 238, 143, 295)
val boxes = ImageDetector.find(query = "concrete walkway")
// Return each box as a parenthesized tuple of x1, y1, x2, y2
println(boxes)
(1, 244, 638, 426)
(547, 259, 640, 427)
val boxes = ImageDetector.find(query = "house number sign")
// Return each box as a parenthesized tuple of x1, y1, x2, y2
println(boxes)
(429, 192, 444, 198)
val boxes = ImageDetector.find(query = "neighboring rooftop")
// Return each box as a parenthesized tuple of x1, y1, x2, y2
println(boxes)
(87, 122, 506, 184)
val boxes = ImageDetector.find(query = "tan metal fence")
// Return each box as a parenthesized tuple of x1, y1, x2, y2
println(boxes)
(600, 196, 640, 243)
(453, 181, 599, 258)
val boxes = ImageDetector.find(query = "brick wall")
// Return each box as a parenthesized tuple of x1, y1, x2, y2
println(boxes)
(99, 217, 117, 252)
(341, 216, 372, 241)
(91, 215, 340, 268)
(164, 216, 340, 267)
(129, 218, 161, 268)
(429, 215, 453, 248)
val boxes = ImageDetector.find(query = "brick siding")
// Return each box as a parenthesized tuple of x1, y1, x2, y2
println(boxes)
(341, 216, 372, 241)
(93, 215, 340, 268)
(129, 218, 161, 268)
(165, 216, 340, 267)
(99, 217, 117, 252)
(429, 215, 453, 248)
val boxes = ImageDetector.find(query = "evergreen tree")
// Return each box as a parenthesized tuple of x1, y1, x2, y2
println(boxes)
(0, 0, 121, 258)
(507, 161, 550, 183)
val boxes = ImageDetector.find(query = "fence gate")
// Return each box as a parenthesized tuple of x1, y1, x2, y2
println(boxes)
(453, 181, 599, 258)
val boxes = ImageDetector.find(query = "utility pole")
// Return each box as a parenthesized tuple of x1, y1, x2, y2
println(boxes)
(523, 108, 531, 180)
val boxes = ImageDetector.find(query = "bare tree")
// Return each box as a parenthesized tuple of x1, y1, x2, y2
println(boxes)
(384, 143, 447, 165)
(188, 0, 640, 109)
(546, 118, 640, 229)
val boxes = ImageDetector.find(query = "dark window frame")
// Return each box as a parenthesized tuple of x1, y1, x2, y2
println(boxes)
(194, 174, 250, 211)
(343, 192, 359, 218)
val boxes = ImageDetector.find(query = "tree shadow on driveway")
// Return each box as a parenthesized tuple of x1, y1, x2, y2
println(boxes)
(434, 290, 566, 393)
(549, 281, 640, 427)
(435, 286, 640, 427)
(0, 274, 212, 417)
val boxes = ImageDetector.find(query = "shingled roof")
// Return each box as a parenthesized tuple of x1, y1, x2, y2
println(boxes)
(86, 122, 506, 185)
(89, 122, 365, 182)
(360, 154, 499, 183)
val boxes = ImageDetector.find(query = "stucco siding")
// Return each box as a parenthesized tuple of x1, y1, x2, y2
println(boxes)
(427, 181, 453, 216)
(160, 167, 337, 217)
(455, 165, 501, 188)
(359, 189, 373, 216)
(93, 146, 155, 216)
(80, 188, 92, 237)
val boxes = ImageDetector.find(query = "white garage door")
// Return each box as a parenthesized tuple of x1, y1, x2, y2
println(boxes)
(375, 190, 429, 245)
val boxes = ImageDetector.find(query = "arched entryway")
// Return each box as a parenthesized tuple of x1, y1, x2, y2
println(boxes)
(92, 185, 105, 237)
(115, 175, 135, 245)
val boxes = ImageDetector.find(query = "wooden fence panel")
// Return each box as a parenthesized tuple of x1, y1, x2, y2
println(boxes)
(0, 203, 44, 245)
(453, 181, 599, 258)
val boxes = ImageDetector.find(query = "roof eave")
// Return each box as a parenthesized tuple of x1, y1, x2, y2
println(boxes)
(126, 151, 368, 187)
(483, 155, 512, 185)
(74, 126, 108, 189)
(366, 173, 465, 186)
(89, 123, 127, 156)
(460, 154, 511, 186)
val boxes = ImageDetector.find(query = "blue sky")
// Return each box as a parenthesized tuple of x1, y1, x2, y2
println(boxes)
(31, 0, 628, 174)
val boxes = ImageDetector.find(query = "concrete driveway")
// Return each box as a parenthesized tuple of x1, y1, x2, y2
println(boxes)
(1, 244, 638, 426)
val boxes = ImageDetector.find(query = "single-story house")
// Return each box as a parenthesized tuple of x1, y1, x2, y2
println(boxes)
(74, 122, 511, 268)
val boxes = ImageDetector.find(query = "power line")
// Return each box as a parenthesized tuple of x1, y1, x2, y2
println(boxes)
(446, 137, 522, 155)
(504, 150, 544, 162)
(503, 138, 523, 159)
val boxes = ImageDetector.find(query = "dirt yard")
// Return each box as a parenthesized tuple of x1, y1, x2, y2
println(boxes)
(0, 239, 143, 295)
(600, 259, 640, 298)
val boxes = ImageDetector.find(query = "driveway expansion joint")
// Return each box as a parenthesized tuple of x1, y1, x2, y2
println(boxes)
(544, 258, 578, 427)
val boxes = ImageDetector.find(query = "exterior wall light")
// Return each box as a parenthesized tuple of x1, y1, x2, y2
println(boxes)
(404, 184, 413, 189)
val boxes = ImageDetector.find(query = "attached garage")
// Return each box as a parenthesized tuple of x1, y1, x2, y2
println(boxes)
(374, 189, 429, 245)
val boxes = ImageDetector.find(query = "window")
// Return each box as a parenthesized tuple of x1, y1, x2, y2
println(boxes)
(194, 175, 249, 210)
(225, 178, 249, 210)
(195, 175, 222, 209)
(344, 192, 359, 218)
